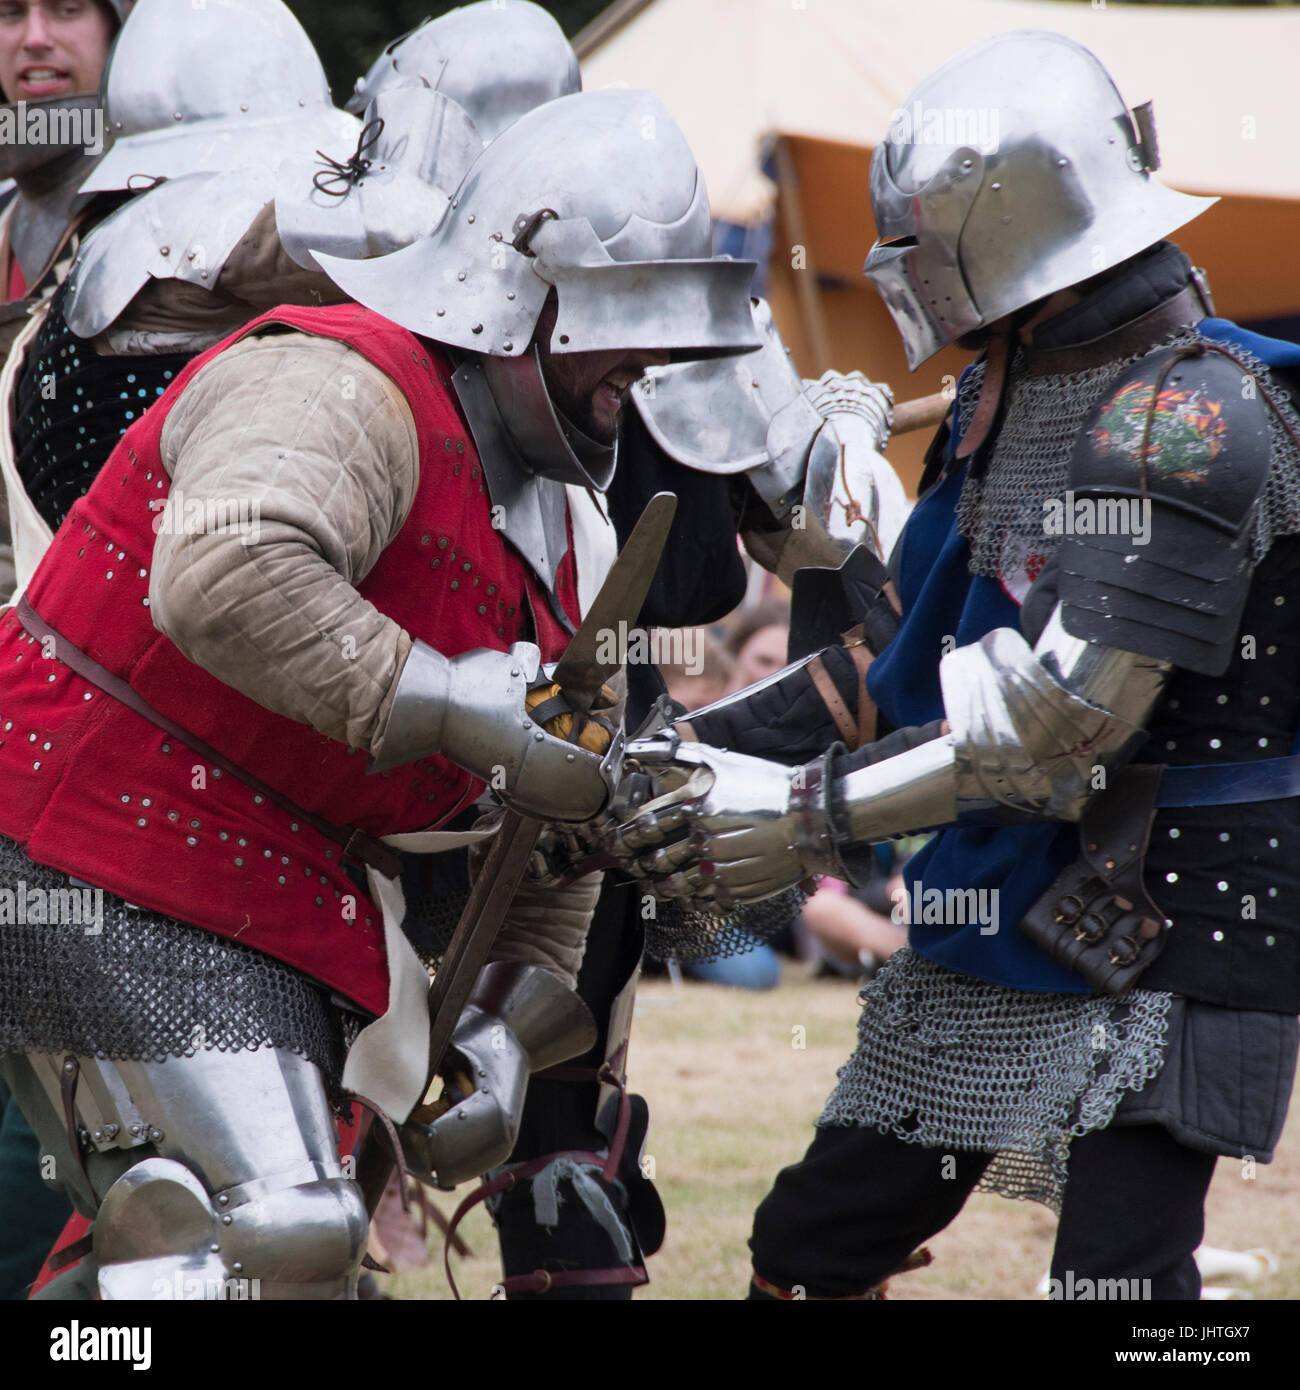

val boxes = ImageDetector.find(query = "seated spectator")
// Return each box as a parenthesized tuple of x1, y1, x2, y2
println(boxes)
(658, 627, 734, 711)
(723, 598, 791, 693)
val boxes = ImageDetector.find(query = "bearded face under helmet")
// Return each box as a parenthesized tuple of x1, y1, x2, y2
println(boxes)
(319, 88, 760, 491)
(314, 89, 758, 587)
(862, 30, 1215, 370)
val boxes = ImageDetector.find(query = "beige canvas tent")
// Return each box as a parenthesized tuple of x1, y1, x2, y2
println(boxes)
(578, 0, 1300, 490)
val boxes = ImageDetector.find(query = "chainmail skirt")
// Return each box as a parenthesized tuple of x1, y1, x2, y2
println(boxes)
(0, 834, 354, 1091)
(819, 947, 1172, 1211)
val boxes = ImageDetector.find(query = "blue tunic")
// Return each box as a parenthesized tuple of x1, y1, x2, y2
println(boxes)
(865, 320, 1300, 991)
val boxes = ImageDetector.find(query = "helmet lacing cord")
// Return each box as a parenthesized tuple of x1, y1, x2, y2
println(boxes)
(313, 117, 385, 198)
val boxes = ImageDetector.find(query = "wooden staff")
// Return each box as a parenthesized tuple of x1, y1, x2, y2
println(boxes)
(891, 390, 953, 436)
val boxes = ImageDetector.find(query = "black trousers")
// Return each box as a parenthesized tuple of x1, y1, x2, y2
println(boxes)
(750, 1122, 1217, 1300)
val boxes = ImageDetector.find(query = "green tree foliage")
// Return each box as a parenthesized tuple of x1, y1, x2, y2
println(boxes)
(286, 0, 612, 105)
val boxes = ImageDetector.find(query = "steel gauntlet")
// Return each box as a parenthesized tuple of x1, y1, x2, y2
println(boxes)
(400, 962, 596, 1189)
(611, 606, 1172, 906)
(368, 638, 610, 820)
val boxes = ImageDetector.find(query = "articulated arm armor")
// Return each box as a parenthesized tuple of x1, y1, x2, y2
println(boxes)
(605, 342, 1273, 907)
(400, 962, 597, 1189)
(369, 638, 612, 821)
(633, 299, 905, 576)
(616, 608, 1171, 904)
(937, 610, 1169, 825)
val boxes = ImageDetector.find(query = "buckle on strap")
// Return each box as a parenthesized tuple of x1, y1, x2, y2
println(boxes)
(344, 828, 401, 879)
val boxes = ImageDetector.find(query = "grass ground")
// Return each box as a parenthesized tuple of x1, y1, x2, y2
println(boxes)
(378, 966, 1300, 1301)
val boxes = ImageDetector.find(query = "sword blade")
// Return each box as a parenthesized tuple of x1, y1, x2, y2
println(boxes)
(550, 490, 677, 707)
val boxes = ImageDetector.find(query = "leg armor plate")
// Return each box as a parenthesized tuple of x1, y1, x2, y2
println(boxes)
(25, 1046, 367, 1300)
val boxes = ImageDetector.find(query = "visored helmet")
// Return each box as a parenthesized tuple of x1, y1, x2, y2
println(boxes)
(80, 0, 357, 193)
(346, 0, 580, 143)
(864, 30, 1215, 369)
(319, 88, 759, 362)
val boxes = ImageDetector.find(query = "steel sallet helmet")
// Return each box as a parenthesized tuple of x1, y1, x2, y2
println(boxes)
(633, 299, 907, 563)
(347, 0, 580, 142)
(319, 88, 760, 362)
(80, 0, 357, 193)
(276, 82, 482, 273)
(863, 30, 1216, 370)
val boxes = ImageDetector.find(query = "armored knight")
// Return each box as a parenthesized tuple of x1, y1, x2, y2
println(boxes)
(0, 0, 366, 613)
(0, 87, 760, 1299)
(0, 0, 130, 603)
(275, 10, 904, 1299)
(594, 31, 1300, 1300)
(0, 0, 379, 1297)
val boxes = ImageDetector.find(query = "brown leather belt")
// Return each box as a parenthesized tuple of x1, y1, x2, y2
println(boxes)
(14, 596, 402, 879)
(954, 329, 1012, 460)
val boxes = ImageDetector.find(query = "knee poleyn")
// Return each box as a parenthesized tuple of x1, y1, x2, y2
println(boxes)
(93, 1157, 368, 1300)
